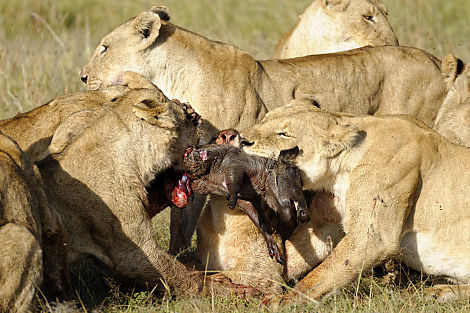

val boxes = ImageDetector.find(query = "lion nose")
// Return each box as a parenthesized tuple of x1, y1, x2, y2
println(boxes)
(81, 75, 88, 84)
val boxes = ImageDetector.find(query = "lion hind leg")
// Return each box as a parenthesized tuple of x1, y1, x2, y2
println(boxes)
(221, 253, 285, 295)
(0, 223, 42, 313)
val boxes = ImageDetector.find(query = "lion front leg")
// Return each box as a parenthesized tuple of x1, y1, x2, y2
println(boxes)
(270, 161, 422, 305)
(268, 231, 396, 306)
(273, 194, 414, 306)
(270, 188, 416, 306)
(169, 194, 207, 254)
(425, 284, 470, 302)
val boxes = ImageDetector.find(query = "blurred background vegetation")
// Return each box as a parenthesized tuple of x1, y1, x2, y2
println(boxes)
(0, 0, 469, 119)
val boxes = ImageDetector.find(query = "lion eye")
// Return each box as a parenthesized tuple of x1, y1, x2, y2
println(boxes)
(363, 15, 374, 23)
(240, 139, 254, 147)
(99, 45, 108, 57)
(277, 132, 291, 139)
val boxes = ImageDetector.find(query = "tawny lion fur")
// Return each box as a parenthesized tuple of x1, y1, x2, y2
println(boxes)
(0, 133, 67, 312)
(79, 6, 446, 258)
(273, 0, 398, 59)
(434, 54, 470, 147)
(0, 74, 258, 299)
(81, 5, 445, 136)
(239, 100, 470, 304)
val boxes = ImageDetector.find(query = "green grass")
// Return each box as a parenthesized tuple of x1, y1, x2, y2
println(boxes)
(37, 260, 470, 312)
(2, 0, 470, 311)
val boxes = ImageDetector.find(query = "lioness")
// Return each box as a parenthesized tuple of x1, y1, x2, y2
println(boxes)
(0, 84, 130, 162)
(273, 0, 399, 59)
(434, 54, 470, 147)
(0, 79, 258, 298)
(0, 132, 67, 312)
(80, 6, 445, 255)
(81, 5, 445, 135)
(239, 100, 470, 304)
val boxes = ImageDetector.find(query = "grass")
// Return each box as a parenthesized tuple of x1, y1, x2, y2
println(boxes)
(1, 0, 469, 311)
(37, 260, 470, 312)
(1, 0, 469, 119)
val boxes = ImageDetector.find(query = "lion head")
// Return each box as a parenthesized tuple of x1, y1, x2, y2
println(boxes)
(274, 0, 399, 58)
(240, 100, 365, 190)
(319, 0, 399, 49)
(80, 6, 171, 90)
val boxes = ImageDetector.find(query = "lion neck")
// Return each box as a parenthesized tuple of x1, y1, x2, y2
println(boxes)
(142, 26, 198, 104)
(145, 24, 250, 105)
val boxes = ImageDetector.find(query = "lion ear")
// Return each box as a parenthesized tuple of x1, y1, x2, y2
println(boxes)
(0, 133, 24, 165)
(34, 110, 96, 162)
(322, 126, 366, 158)
(120, 71, 158, 90)
(370, 0, 389, 15)
(133, 99, 176, 129)
(442, 54, 465, 90)
(150, 6, 170, 22)
(323, 0, 347, 11)
(133, 11, 162, 50)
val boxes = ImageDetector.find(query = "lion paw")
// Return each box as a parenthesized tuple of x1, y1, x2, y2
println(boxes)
(425, 284, 470, 302)
(202, 273, 262, 299)
(261, 294, 298, 309)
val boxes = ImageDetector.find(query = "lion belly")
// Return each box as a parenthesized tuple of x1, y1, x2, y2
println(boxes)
(401, 231, 470, 283)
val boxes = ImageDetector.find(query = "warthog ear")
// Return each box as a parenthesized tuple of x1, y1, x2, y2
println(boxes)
(133, 99, 176, 129)
(442, 54, 465, 91)
(133, 11, 162, 50)
(323, 125, 366, 158)
(278, 146, 300, 163)
(150, 6, 170, 22)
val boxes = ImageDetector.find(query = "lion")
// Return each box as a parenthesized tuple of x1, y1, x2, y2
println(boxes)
(80, 6, 445, 256)
(0, 77, 258, 299)
(238, 100, 470, 305)
(81, 5, 445, 136)
(433, 54, 470, 147)
(273, 0, 399, 59)
(0, 85, 129, 162)
(0, 132, 68, 312)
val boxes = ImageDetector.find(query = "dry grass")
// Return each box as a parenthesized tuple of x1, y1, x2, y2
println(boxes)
(1, 0, 470, 311)
(1, 0, 469, 119)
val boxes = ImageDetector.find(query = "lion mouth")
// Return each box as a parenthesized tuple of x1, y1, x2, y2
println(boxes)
(87, 83, 100, 91)
(145, 169, 192, 218)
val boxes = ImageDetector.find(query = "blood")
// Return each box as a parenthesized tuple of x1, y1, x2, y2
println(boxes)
(166, 173, 192, 208)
